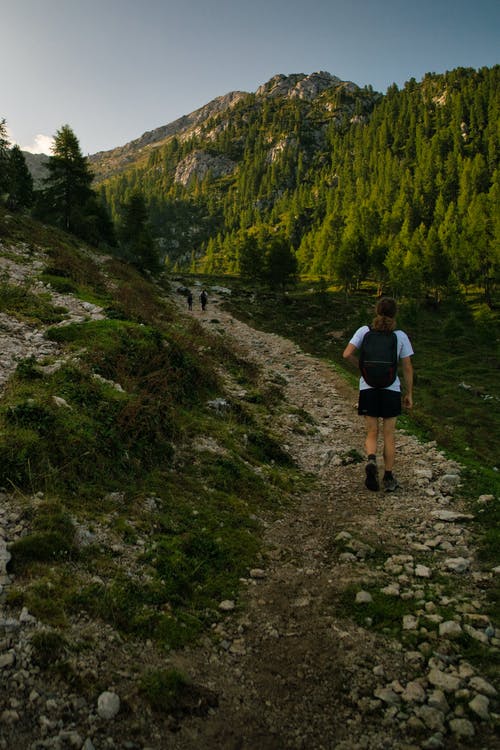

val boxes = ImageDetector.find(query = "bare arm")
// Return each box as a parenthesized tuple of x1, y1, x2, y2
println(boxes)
(401, 356, 413, 409)
(342, 342, 359, 369)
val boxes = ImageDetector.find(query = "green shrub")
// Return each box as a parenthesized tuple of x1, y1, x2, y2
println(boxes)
(30, 629, 68, 668)
(9, 531, 75, 572)
(139, 668, 189, 713)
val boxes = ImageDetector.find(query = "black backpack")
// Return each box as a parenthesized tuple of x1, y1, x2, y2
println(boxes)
(359, 328, 398, 388)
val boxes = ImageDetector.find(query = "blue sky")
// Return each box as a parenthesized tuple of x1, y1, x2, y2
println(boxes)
(2, 0, 499, 155)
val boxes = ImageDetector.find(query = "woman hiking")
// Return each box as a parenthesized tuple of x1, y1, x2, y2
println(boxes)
(342, 297, 414, 492)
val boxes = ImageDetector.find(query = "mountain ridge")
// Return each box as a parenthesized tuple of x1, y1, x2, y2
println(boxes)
(88, 71, 363, 181)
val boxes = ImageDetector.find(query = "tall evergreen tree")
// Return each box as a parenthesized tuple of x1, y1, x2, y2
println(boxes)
(35, 124, 114, 246)
(118, 191, 160, 274)
(8, 145, 34, 209)
(264, 235, 298, 290)
(38, 124, 94, 231)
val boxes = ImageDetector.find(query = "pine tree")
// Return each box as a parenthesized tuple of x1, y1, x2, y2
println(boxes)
(264, 235, 297, 290)
(37, 124, 94, 233)
(118, 191, 160, 274)
(8, 145, 34, 209)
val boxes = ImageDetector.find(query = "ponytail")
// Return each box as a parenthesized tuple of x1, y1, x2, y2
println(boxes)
(372, 297, 397, 332)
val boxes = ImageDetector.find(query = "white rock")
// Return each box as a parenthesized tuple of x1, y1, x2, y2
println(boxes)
(430, 510, 473, 522)
(440, 474, 461, 487)
(355, 591, 373, 604)
(464, 624, 489, 644)
(414, 705, 445, 731)
(381, 584, 400, 596)
(443, 557, 470, 573)
(401, 680, 426, 703)
(428, 689, 449, 714)
(0, 652, 15, 669)
(249, 568, 266, 579)
(415, 564, 432, 578)
(428, 668, 461, 692)
(468, 693, 490, 720)
(339, 552, 357, 562)
(219, 600, 236, 611)
(52, 395, 71, 409)
(97, 691, 120, 720)
(448, 718, 475, 738)
(415, 468, 433, 480)
(469, 676, 498, 697)
(438, 620, 463, 639)
(403, 615, 419, 630)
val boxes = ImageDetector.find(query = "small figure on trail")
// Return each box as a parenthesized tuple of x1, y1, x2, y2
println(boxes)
(200, 289, 208, 312)
(186, 290, 193, 310)
(342, 297, 414, 492)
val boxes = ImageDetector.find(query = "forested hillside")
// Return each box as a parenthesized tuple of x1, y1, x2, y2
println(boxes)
(97, 66, 499, 303)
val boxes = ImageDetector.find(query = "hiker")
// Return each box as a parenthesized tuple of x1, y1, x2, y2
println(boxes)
(200, 289, 208, 311)
(342, 297, 414, 492)
(186, 290, 193, 310)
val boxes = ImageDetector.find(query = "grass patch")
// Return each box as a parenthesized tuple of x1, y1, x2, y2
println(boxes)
(0, 281, 67, 324)
(139, 668, 189, 713)
(30, 629, 69, 669)
(338, 585, 419, 637)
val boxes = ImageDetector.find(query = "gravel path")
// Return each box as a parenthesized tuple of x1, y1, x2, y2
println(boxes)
(162, 292, 499, 750)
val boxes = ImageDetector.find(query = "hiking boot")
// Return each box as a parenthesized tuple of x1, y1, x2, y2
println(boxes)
(383, 474, 400, 492)
(365, 460, 379, 491)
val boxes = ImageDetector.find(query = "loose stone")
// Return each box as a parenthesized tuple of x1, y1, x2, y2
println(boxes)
(401, 680, 426, 703)
(443, 557, 471, 573)
(402, 615, 419, 630)
(414, 705, 445, 732)
(355, 591, 373, 604)
(415, 564, 431, 578)
(373, 687, 400, 706)
(427, 668, 461, 693)
(428, 689, 450, 714)
(97, 691, 120, 720)
(448, 718, 475, 738)
(469, 676, 498, 697)
(468, 693, 490, 720)
(438, 620, 463, 639)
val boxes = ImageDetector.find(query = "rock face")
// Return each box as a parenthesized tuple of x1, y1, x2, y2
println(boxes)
(89, 91, 247, 180)
(89, 71, 365, 183)
(256, 71, 358, 100)
(174, 150, 236, 187)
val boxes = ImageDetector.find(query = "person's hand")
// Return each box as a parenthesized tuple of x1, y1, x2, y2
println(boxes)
(403, 394, 413, 410)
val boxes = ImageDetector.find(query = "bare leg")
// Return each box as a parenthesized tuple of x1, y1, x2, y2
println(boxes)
(382, 417, 397, 471)
(365, 416, 379, 457)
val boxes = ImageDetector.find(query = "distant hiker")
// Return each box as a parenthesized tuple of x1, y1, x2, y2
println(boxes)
(342, 297, 414, 492)
(186, 290, 193, 310)
(200, 289, 208, 311)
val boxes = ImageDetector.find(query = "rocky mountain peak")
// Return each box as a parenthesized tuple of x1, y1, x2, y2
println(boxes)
(256, 71, 355, 100)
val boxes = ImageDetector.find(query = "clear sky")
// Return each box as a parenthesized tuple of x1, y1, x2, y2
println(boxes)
(2, 0, 499, 156)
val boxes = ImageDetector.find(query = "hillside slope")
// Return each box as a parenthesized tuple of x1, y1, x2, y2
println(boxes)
(95, 65, 498, 300)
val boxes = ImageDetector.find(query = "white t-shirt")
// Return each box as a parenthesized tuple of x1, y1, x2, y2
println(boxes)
(349, 325, 414, 392)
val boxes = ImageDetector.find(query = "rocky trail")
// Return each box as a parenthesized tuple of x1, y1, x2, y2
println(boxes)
(163, 291, 499, 750)
(0, 248, 498, 749)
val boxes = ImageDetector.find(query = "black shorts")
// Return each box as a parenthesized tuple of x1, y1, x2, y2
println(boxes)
(358, 388, 402, 418)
